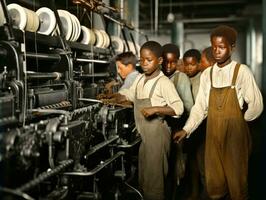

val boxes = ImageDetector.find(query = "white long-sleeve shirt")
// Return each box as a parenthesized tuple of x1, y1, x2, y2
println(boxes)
(119, 71, 184, 117)
(183, 60, 263, 136)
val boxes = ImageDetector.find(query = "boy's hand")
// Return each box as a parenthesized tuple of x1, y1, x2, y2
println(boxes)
(141, 107, 158, 118)
(173, 130, 187, 143)
(97, 93, 120, 100)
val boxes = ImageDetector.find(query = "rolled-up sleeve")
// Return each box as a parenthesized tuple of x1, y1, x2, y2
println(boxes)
(119, 74, 142, 102)
(240, 66, 263, 121)
(160, 77, 184, 117)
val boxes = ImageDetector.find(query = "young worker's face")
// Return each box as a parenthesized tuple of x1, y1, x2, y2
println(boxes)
(183, 56, 199, 77)
(162, 53, 178, 77)
(200, 52, 212, 71)
(211, 36, 233, 67)
(140, 48, 162, 76)
(116, 61, 133, 80)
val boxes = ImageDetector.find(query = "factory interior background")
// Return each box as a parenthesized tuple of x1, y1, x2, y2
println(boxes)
(0, 0, 266, 199)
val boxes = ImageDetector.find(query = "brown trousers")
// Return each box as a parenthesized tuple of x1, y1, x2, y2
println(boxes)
(205, 64, 251, 200)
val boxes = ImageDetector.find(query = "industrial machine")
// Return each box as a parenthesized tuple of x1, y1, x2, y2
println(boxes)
(0, 0, 142, 199)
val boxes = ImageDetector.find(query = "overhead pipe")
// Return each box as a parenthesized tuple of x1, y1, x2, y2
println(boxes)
(140, 16, 246, 26)
(151, 0, 246, 7)
(155, 0, 158, 33)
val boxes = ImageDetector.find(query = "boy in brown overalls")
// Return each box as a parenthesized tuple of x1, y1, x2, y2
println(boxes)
(173, 25, 263, 200)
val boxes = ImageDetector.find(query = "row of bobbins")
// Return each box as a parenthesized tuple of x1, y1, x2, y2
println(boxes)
(3, 4, 110, 48)
(0, 3, 140, 54)
(111, 36, 140, 56)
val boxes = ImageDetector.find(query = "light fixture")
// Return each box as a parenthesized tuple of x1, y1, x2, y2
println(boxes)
(167, 13, 175, 23)
(167, 0, 175, 23)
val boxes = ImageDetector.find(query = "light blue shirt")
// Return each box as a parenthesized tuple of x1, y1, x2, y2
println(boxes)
(169, 71, 194, 113)
(119, 70, 140, 90)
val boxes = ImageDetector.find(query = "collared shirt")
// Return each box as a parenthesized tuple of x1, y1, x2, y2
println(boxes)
(169, 71, 194, 113)
(119, 71, 184, 117)
(119, 70, 140, 90)
(183, 60, 263, 136)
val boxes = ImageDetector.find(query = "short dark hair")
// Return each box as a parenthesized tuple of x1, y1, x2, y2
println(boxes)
(183, 49, 201, 63)
(115, 51, 137, 66)
(140, 41, 162, 58)
(202, 47, 215, 63)
(162, 43, 180, 58)
(210, 25, 238, 46)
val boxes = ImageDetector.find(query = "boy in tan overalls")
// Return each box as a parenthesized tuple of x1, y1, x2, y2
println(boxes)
(173, 25, 263, 200)
(102, 41, 184, 200)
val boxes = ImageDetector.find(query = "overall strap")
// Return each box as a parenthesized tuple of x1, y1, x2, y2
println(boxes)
(134, 74, 145, 97)
(149, 76, 164, 98)
(231, 63, 241, 86)
(210, 67, 214, 88)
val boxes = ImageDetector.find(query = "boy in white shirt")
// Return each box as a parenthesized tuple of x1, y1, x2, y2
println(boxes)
(173, 25, 263, 200)
(102, 41, 184, 200)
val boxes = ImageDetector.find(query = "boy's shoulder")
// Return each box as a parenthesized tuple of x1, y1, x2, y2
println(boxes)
(160, 73, 174, 82)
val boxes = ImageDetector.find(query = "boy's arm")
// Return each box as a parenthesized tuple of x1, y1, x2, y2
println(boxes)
(177, 73, 194, 113)
(160, 78, 184, 117)
(240, 66, 263, 121)
(183, 70, 209, 136)
(141, 106, 176, 118)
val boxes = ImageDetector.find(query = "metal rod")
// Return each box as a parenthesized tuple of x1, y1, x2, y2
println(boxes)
(78, 98, 103, 103)
(25, 52, 61, 61)
(0, 187, 34, 200)
(79, 73, 109, 77)
(16, 159, 73, 192)
(75, 58, 109, 63)
(27, 72, 63, 80)
(155, 0, 158, 33)
(140, 17, 246, 26)
(0, 0, 15, 40)
(84, 135, 119, 158)
(159, 0, 246, 7)
(121, 28, 130, 51)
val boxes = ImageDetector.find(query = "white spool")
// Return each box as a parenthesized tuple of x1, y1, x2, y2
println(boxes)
(93, 29, 105, 48)
(57, 10, 72, 41)
(80, 26, 90, 45)
(68, 12, 76, 41)
(36, 7, 56, 35)
(7, 3, 27, 30)
(71, 14, 81, 42)
(87, 28, 96, 45)
(7, 3, 39, 32)
(100, 30, 110, 48)
(99, 30, 107, 48)
(79, 26, 96, 46)
(111, 36, 124, 53)
(24, 7, 39, 32)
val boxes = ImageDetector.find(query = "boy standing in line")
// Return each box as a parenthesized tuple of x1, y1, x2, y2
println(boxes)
(161, 43, 194, 200)
(162, 43, 194, 115)
(101, 41, 184, 200)
(183, 48, 204, 200)
(174, 25, 263, 200)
